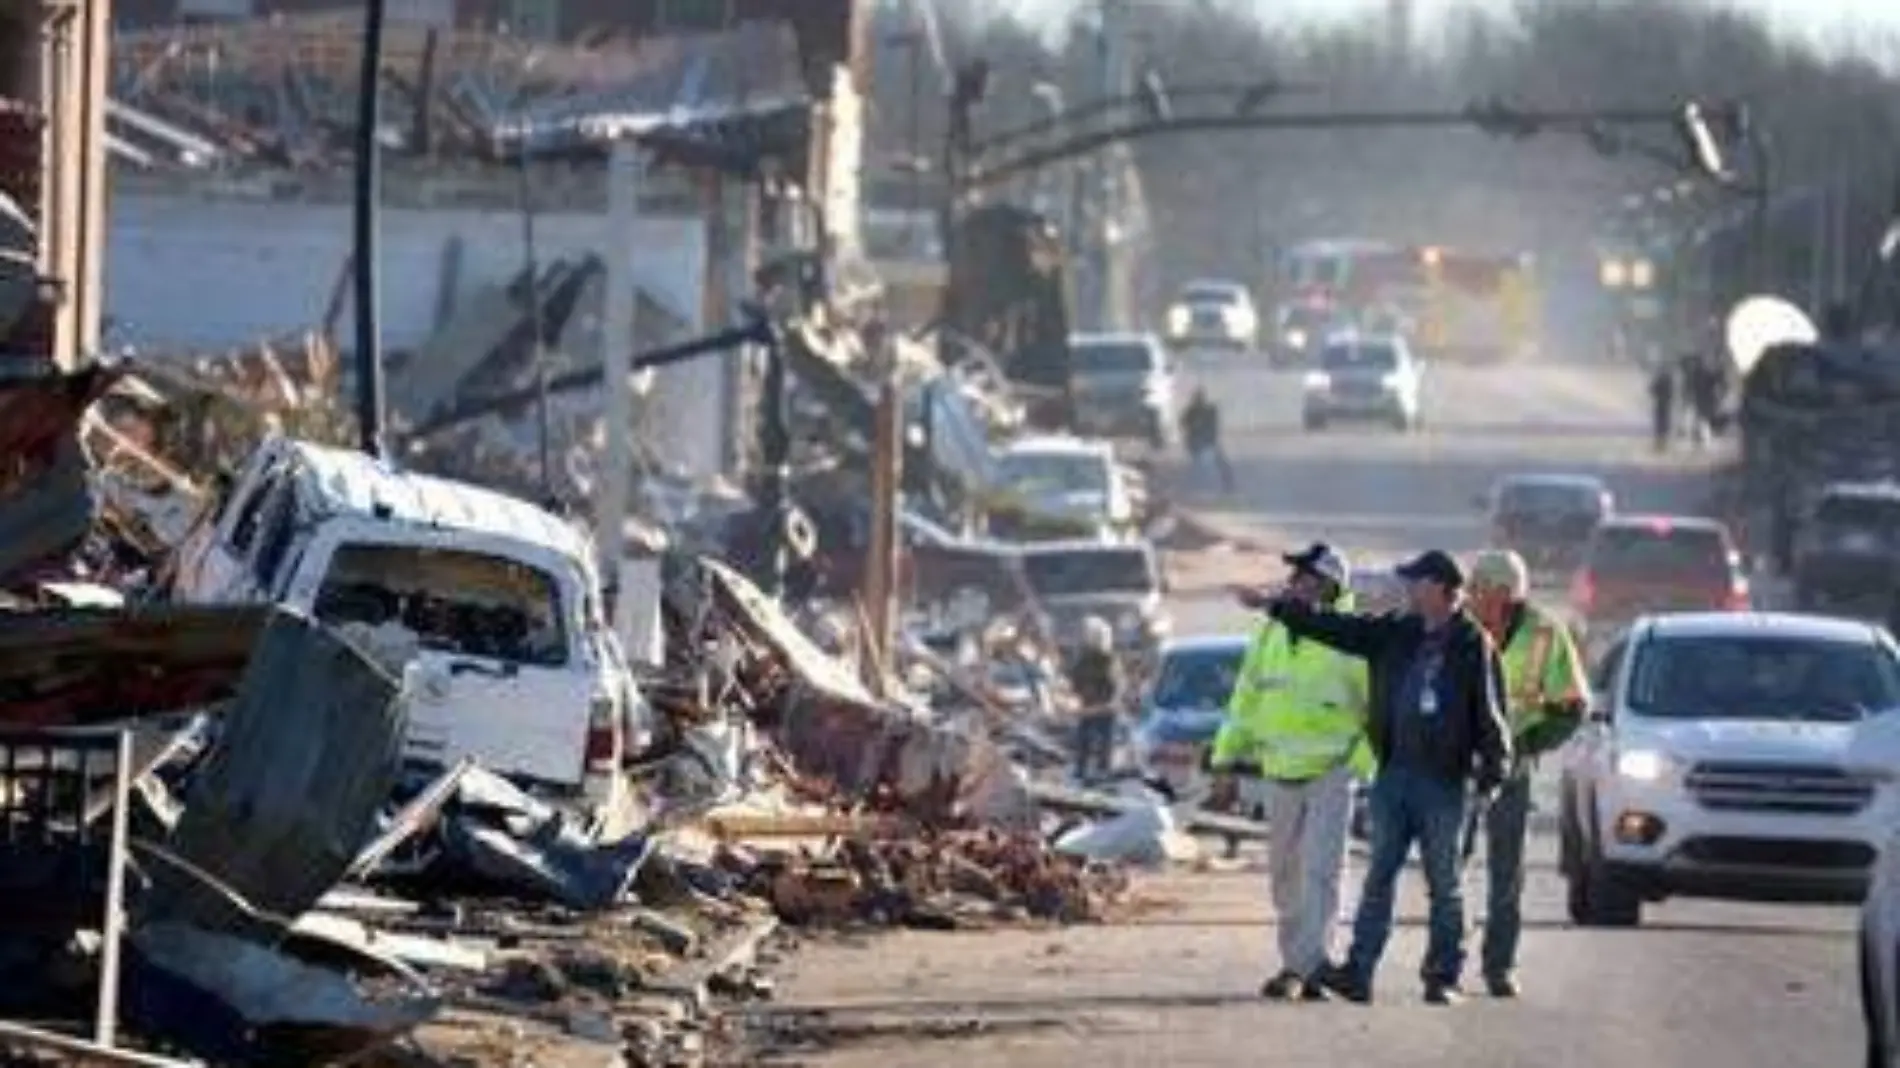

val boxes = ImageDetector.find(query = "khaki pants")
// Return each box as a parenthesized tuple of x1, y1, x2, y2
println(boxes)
(1264, 765, 1354, 976)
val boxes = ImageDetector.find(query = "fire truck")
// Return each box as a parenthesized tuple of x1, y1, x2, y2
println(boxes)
(1268, 240, 1539, 363)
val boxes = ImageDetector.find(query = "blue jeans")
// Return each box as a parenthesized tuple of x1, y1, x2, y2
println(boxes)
(1345, 765, 1469, 987)
(1481, 772, 1533, 979)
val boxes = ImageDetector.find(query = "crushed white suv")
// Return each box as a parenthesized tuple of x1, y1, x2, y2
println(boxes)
(1558, 612, 1900, 927)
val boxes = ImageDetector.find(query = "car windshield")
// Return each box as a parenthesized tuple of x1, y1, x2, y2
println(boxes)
(1021, 547, 1157, 596)
(1322, 342, 1398, 372)
(1590, 524, 1729, 579)
(1182, 285, 1242, 306)
(1500, 481, 1604, 517)
(999, 451, 1109, 495)
(1813, 494, 1900, 538)
(1150, 646, 1245, 711)
(314, 543, 570, 667)
(1072, 339, 1157, 374)
(1626, 634, 1900, 721)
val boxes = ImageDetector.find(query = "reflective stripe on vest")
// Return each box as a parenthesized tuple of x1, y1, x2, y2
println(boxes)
(1240, 624, 1369, 781)
(1502, 609, 1558, 734)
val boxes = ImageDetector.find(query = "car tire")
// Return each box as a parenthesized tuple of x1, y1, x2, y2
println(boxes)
(1566, 840, 1643, 928)
(1302, 411, 1326, 432)
(1391, 411, 1413, 433)
(1862, 931, 1885, 1068)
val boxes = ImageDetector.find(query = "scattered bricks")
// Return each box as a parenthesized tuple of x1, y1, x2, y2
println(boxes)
(768, 864, 860, 926)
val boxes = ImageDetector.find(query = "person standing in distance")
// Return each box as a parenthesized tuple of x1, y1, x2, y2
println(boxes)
(1464, 549, 1588, 998)
(1067, 616, 1124, 785)
(1210, 543, 1373, 1001)
(1236, 549, 1510, 1005)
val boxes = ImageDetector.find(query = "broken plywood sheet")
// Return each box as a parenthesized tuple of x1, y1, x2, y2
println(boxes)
(0, 603, 270, 728)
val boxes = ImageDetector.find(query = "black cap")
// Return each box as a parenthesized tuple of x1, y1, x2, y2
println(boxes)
(1395, 549, 1464, 590)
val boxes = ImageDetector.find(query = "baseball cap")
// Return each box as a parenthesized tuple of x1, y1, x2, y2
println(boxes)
(1395, 548, 1464, 590)
(1468, 548, 1530, 598)
(1282, 542, 1352, 587)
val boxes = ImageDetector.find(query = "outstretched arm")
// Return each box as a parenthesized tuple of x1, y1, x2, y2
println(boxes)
(1267, 598, 1400, 660)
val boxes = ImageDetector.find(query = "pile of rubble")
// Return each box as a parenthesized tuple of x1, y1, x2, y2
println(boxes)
(0, 363, 1160, 1067)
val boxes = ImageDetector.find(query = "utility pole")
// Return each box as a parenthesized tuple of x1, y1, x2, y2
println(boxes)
(862, 321, 902, 697)
(517, 145, 553, 498)
(352, 0, 388, 458)
(1094, 0, 1117, 328)
(597, 141, 642, 575)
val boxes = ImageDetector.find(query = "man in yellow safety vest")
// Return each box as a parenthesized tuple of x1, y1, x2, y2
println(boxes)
(1466, 549, 1588, 999)
(1209, 543, 1374, 1001)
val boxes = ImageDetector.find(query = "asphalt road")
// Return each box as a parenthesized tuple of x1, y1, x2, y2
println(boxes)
(744, 355, 1864, 1068)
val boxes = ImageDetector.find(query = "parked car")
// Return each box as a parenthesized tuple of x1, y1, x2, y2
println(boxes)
(1300, 331, 1423, 432)
(1479, 473, 1614, 581)
(1851, 708, 1900, 1068)
(1560, 612, 1900, 928)
(1164, 279, 1258, 353)
(1131, 635, 1254, 800)
(1019, 539, 1172, 674)
(168, 437, 647, 816)
(991, 435, 1136, 541)
(1067, 332, 1176, 448)
(1794, 481, 1900, 623)
(1570, 514, 1749, 657)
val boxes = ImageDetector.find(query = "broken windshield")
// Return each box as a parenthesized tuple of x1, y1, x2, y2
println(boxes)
(314, 544, 570, 667)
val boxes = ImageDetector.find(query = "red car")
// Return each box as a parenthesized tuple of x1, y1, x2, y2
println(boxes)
(1570, 514, 1750, 652)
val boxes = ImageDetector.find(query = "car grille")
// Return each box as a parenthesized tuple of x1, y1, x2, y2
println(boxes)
(1684, 760, 1875, 816)
(1676, 836, 1874, 870)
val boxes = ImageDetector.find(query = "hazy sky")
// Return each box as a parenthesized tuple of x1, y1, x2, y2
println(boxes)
(1008, 0, 1900, 55)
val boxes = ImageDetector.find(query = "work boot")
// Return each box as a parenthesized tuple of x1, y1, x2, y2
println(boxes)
(1422, 981, 1464, 1006)
(1299, 971, 1333, 1001)
(1484, 973, 1521, 999)
(1259, 971, 1304, 1000)
(1316, 963, 1372, 1004)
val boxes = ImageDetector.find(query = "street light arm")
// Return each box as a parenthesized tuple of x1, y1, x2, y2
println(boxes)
(959, 104, 1689, 194)
(966, 80, 1313, 158)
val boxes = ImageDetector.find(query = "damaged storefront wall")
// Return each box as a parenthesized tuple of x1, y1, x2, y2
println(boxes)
(105, 191, 731, 485)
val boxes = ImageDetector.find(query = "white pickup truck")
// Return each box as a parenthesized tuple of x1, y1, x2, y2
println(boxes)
(167, 437, 649, 817)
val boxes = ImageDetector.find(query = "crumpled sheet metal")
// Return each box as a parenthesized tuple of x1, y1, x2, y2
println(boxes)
(433, 764, 654, 911)
(675, 557, 1032, 828)
(144, 608, 408, 936)
(125, 920, 439, 1068)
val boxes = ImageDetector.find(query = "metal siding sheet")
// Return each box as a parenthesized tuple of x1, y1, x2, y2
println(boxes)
(146, 609, 407, 933)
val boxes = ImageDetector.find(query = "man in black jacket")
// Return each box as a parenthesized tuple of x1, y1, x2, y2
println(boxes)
(1239, 548, 1510, 1005)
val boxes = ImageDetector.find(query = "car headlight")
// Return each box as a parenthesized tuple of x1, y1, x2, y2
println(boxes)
(1302, 370, 1331, 390)
(1380, 372, 1403, 389)
(1167, 306, 1191, 334)
(1284, 328, 1308, 349)
(1615, 749, 1673, 781)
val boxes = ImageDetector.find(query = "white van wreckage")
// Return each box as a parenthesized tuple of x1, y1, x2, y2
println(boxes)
(165, 436, 652, 817)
